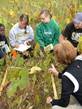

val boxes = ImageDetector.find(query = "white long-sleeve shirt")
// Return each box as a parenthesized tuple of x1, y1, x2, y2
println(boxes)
(9, 23, 34, 47)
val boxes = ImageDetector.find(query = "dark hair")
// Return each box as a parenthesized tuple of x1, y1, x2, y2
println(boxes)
(39, 9, 52, 18)
(19, 14, 29, 25)
(0, 23, 5, 29)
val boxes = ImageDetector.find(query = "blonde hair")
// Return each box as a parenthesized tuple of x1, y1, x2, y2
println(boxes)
(54, 41, 77, 64)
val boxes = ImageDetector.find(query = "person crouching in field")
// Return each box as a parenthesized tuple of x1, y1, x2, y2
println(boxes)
(59, 12, 82, 47)
(9, 14, 34, 49)
(0, 23, 9, 59)
(35, 9, 61, 52)
(47, 40, 82, 108)
(9, 14, 34, 58)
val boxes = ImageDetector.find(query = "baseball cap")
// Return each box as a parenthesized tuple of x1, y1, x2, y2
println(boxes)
(73, 12, 82, 24)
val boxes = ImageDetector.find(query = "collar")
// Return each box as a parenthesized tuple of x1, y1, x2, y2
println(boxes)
(75, 55, 82, 61)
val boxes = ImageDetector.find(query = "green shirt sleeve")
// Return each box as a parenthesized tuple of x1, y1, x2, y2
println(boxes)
(52, 21, 61, 46)
(35, 25, 45, 48)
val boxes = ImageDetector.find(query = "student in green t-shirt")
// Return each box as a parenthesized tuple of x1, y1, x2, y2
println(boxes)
(35, 9, 61, 52)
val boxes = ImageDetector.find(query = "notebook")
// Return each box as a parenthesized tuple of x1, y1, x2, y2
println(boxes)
(14, 44, 31, 52)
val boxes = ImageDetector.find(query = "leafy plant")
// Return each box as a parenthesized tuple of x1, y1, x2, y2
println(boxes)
(7, 67, 29, 97)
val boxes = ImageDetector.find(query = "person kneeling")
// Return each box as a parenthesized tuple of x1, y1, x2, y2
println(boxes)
(47, 40, 82, 107)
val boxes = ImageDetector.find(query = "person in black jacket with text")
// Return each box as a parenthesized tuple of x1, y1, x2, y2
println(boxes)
(59, 12, 82, 47)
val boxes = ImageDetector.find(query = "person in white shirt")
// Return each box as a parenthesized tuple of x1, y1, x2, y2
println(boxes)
(9, 14, 34, 50)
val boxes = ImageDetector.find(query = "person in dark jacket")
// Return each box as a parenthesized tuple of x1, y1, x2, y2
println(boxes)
(47, 40, 82, 108)
(0, 23, 8, 58)
(59, 12, 82, 47)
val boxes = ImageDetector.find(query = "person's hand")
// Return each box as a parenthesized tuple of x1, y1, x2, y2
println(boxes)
(46, 96, 53, 104)
(24, 39, 32, 45)
(44, 44, 53, 52)
(14, 44, 19, 48)
(26, 41, 31, 45)
(49, 64, 59, 77)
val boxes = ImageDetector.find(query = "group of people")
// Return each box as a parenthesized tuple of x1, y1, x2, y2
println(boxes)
(0, 9, 82, 57)
(0, 9, 82, 108)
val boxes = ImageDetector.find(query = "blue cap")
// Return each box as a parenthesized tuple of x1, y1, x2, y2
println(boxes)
(73, 12, 82, 24)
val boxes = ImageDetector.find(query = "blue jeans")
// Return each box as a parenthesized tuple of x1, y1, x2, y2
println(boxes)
(0, 48, 5, 59)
